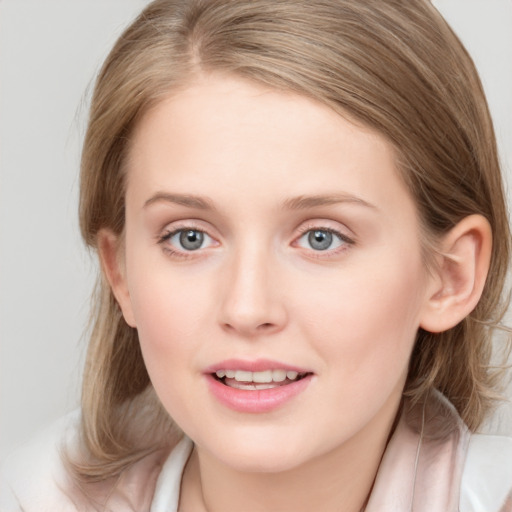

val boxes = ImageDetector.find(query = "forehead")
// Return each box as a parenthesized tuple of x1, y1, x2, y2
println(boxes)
(125, 75, 414, 217)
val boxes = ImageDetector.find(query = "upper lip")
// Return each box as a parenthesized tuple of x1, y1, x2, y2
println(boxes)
(204, 358, 311, 374)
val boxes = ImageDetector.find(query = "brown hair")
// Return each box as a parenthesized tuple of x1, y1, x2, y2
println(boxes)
(77, 0, 511, 479)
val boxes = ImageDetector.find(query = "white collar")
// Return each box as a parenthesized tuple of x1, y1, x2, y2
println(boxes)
(150, 436, 193, 512)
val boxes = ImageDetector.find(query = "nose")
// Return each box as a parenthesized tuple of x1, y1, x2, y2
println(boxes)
(217, 244, 288, 337)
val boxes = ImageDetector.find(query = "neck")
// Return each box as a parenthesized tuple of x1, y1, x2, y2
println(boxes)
(185, 446, 374, 512)
(179, 400, 401, 512)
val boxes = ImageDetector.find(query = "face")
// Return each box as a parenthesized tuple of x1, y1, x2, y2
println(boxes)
(110, 75, 436, 473)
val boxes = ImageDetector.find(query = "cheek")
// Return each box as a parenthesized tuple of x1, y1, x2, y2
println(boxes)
(130, 275, 207, 351)
(126, 268, 209, 422)
(297, 257, 426, 384)
(123, 253, 203, 371)
(125, 235, 214, 339)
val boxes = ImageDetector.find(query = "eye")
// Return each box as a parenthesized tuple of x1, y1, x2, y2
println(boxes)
(296, 229, 349, 252)
(162, 229, 214, 251)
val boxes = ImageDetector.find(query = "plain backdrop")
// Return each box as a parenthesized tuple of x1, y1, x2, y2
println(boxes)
(1, 0, 511, 459)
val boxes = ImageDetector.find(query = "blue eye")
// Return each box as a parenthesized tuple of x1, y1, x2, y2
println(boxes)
(165, 229, 213, 251)
(296, 229, 347, 251)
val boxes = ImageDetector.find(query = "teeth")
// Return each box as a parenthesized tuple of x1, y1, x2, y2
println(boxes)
(214, 369, 304, 383)
(228, 382, 277, 390)
(252, 370, 272, 383)
(273, 369, 287, 382)
(234, 370, 252, 382)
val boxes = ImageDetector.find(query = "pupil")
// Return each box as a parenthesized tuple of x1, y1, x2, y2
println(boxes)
(308, 230, 332, 251)
(180, 230, 204, 250)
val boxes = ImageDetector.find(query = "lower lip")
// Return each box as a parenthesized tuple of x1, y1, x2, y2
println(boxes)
(205, 374, 313, 413)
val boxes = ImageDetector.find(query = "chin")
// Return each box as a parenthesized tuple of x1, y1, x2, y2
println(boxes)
(221, 448, 307, 474)
(199, 427, 322, 474)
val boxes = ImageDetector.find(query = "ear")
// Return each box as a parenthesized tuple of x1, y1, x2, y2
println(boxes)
(97, 229, 137, 328)
(419, 214, 492, 333)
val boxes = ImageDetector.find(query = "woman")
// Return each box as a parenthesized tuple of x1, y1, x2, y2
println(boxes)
(1, 1, 511, 510)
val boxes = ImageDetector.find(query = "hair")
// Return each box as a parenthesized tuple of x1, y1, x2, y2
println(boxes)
(76, 0, 511, 480)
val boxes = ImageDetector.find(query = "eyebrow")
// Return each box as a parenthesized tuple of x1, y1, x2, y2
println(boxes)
(282, 194, 377, 211)
(144, 192, 215, 210)
(143, 192, 376, 212)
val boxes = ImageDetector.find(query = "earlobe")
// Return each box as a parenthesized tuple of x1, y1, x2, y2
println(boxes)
(419, 215, 492, 333)
(97, 229, 137, 328)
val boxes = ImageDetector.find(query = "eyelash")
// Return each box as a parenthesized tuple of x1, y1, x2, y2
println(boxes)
(294, 225, 355, 257)
(157, 225, 214, 260)
(156, 223, 355, 260)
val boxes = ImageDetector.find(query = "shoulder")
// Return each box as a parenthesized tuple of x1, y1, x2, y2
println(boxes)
(0, 412, 177, 512)
(460, 433, 512, 512)
(0, 411, 82, 512)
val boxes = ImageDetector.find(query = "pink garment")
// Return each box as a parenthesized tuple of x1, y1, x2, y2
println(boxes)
(1, 390, 511, 511)
(368, 390, 472, 511)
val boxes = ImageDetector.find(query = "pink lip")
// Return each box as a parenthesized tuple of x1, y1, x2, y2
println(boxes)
(204, 358, 310, 373)
(204, 359, 313, 413)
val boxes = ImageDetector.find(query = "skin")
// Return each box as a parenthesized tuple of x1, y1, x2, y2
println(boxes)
(100, 75, 492, 512)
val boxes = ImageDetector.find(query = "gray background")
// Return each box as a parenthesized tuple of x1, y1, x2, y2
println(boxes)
(1, 0, 511, 459)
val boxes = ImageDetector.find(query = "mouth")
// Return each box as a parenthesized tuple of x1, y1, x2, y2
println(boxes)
(213, 369, 311, 390)
(205, 361, 314, 413)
